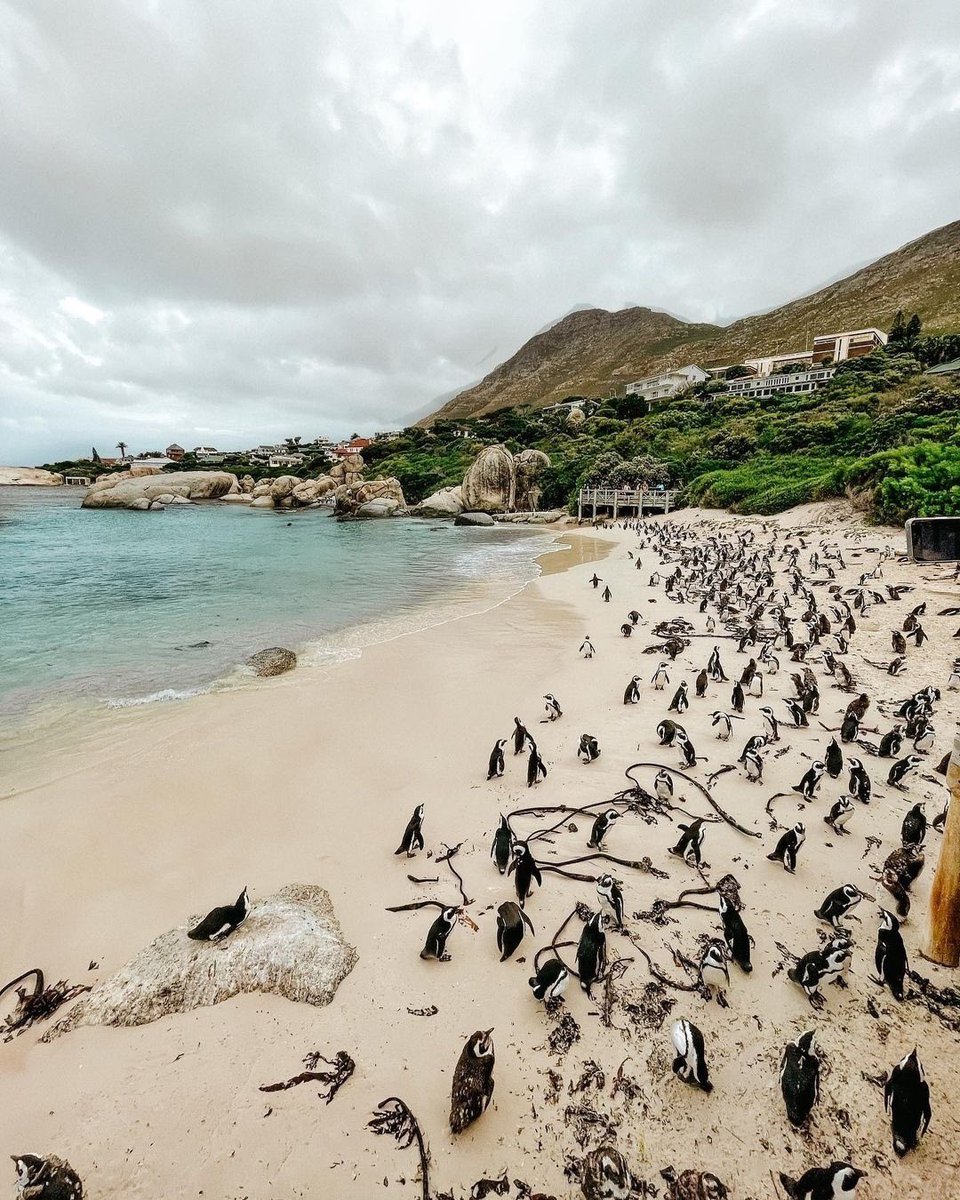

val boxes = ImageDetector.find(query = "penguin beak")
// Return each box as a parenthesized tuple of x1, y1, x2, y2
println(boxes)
(484, 1027, 494, 1036)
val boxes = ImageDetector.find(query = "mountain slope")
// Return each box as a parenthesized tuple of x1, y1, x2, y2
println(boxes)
(426, 218, 960, 421)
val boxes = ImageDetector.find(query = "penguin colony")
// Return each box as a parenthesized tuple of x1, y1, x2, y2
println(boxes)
(382, 514, 956, 1198)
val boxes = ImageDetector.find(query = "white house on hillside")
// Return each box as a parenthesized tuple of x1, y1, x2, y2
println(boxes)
(621, 364, 709, 403)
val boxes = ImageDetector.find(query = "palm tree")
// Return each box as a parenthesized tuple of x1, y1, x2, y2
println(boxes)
(116, 441, 128, 460)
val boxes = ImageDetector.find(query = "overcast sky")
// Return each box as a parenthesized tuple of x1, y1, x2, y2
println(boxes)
(1, 0, 958, 463)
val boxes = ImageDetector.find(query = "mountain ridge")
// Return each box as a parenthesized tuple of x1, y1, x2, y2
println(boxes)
(425, 218, 960, 422)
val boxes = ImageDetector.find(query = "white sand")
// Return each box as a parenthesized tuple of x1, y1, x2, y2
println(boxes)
(1, 506, 958, 1199)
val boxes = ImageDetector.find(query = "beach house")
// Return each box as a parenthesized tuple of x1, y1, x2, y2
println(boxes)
(620, 364, 710, 403)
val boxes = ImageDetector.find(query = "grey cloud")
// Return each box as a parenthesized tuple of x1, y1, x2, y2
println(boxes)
(0, 0, 957, 463)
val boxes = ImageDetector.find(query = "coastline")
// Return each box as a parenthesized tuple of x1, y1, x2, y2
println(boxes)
(2, 510, 957, 1199)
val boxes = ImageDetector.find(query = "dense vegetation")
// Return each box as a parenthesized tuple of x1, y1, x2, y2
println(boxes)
(365, 334, 960, 525)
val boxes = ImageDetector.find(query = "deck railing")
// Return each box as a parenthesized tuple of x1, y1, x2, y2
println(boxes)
(576, 486, 674, 520)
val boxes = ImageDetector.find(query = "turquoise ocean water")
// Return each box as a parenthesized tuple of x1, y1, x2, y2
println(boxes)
(0, 487, 557, 738)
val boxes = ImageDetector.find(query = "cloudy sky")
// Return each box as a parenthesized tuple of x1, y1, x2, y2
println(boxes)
(1, 0, 958, 463)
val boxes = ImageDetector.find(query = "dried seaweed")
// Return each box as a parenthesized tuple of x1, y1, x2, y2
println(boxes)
(1, 968, 90, 1041)
(259, 1049, 355, 1103)
(368, 1097, 431, 1200)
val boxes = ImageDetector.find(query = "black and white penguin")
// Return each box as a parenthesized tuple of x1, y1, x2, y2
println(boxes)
(840, 710, 860, 743)
(526, 744, 548, 787)
(788, 949, 831, 1009)
(901, 802, 926, 847)
(620, 622, 633, 638)
(449, 1029, 496, 1134)
(596, 873, 625, 927)
(670, 817, 706, 867)
(508, 841, 542, 906)
(589, 573, 602, 589)
(486, 739, 507, 780)
(707, 645, 728, 681)
(695, 668, 709, 698)
(602, 585, 612, 602)
(784, 697, 808, 727)
(421, 905, 459, 961)
(11, 1155, 84, 1200)
(743, 747, 764, 783)
(718, 893, 752, 973)
(496, 901, 534, 961)
(710, 710, 733, 740)
(699, 940, 730, 1001)
(848, 758, 872, 805)
(874, 908, 909, 1001)
(887, 754, 921, 790)
(576, 911, 608, 996)
(623, 675, 642, 705)
(188, 887, 250, 941)
(651, 662, 670, 690)
(777, 1162, 865, 1199)
(578, 733, 602, 763)
(491, 814, 513, 874)
(579, 635, 596, 659)
(768, 823, 805, 873)
(512, 717, 531, 755)
(395, 804, 426, 856)
(588, 808, 622, 849)
(779, 1030, 820, 1127)
(674, 729, 698, 768)
(654, 769, 674, 802)
(825, 737, 843, 779)
(668, 681, 689, 714)
(628, 609, 641, 625)
(529, 956, 569, 1002)
(731, 680, 745, 713)
(815, 884, 864, 930)
(913, 723, 935, 755)
(793, 761, 825, 801)
(657, 718, 681, 745)
(543, 693, 563, 722)
(759, 706, 780, 742)
(884, 1048, 931, 1157)
(824, 795, 855, 836)
(671, 1019, 713, 1092)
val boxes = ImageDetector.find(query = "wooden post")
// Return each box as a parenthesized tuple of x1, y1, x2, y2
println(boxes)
(926, 728, 960, 966)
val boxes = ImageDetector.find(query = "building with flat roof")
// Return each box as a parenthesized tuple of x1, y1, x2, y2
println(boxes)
(742, 350, 814, 377)
(812, 328, 887, 365)
(726, 366, 835, 399)
(620, 364, 709, 403)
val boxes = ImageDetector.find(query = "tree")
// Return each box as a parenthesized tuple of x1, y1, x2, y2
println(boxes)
(116, 441, 128, 459)
(91, 447, 101, 462)
(888, 309, 906, 344)
(905, 313, 922, 344)
(725, 364, 754, 380)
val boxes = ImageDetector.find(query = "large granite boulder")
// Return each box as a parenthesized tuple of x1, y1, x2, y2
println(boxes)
(269, 475, 300, 501)
(455, 511, 495, 526)
(249, 495, 275, 509)
(251, 479, 273, 498)
(515, 448, 551, 511)
(82, 471, 238, 509)
(247, 647, 297, 676)
(0, 466, 63, 486)
(461, 444, 515, 512)
(291, 476, 337, 506)
(355, 498, 401, 518)
(565, 406, 586, 430)
(414, 486, 464, 518)
(334, 477, 406, 517)
(46, 884, 357, 1036)
(240, 474, 256, 493)
(329, 454, 364, 488)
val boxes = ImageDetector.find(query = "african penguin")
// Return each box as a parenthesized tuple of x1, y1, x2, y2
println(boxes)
(449, 1029, 495, 1134)
(486, 739, 506, 780)
(825, 737, 843, 778)
(670, 817, 706, 867)
(743, 747, 764, 783)
(699, 941, 730, 1002)
(529, 956, 569, 1002)
(901, 803, 926, 847)
(710, 710, 733, 740)
(887, 754, 920, 789)
(779, 1030, 820, 1127)
(188, 887, 250, 942)
(884, 1048, 931, 1157)
(847, 758, 871, 805)
(596, 873, 625, 927)
(496, 901, 534, 961)
(579, 1147, 635, 1200)
(11, 1155, 84, 1200)
(668, 681, 689, 713)
(588, 808, 622, 850)
(874, 908, 908, 1001)
(579, 636, 596, 659)
(652, 663, 670, 690)
(491, 814, 513, 874)
(824, 795, 854, 836)
(793, 761, 825, 801)
(671, 1019, 713, 1092)
(815, 884, 863, 930)
(623, 675, 642, 705)
(543, 693, 563, 721)
(508, 841, 542, 906)
(768, 823, 805, 873)
(654, 769, 674, 801)
(759, 706, 780, 741)
(526, 744, 548, 786)
(718, 893, 752, 973)
(420, 906, 458, 961)
(576, 911, 608, 996)
(578, 733, 601, 763)
(512, 717, 530, 755)
(777, 1162, 865, 1199)
(395, 804, 426, 856)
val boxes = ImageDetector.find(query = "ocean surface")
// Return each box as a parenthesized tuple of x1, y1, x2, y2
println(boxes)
(0, 487, 558, 739)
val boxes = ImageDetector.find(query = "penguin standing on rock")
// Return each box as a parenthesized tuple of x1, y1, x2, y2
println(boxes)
(576, 911, 608, 996)
(578, 733, 602, 763)
(395, 804, 426, 856)
(779, 1030, 820, 1127)
(496, 901, 534, 961)
(491, 814, 513, 874)
(588, 808, 622, 849)
(596, 873, 625, 927)
(777, 1162, 865, 1199)
(671, 1019, 713, 1092)
(815, 884, 864, 930)
(421, 905, 459, 961)
(508, 841, 542, 906)
(623, 675, 642, 705)
(874, 908, 909, 1001)
(486, 739, 506, 780)
(449, 1030, 496, 1135)
(768, 823, 805, 873)
(824, 794, 854, 836)
(529, 956, 568, 1003)
(542, 693, 563, 722)
(719, 893, 752, 972)
(884, 1049, 931, 1157)
(188, 887, 250, 942)
(670, 817, 706, 867)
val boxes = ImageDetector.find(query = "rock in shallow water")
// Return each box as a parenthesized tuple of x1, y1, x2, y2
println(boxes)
(247, 647, 297, 675)
(454, 511, 495, 526)
(45, 883, 358, 1036)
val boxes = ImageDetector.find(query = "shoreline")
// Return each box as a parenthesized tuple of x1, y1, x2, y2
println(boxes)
(2, 507, 957, 1198)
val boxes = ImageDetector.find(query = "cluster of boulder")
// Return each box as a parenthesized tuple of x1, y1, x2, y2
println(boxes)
(413, 444, 553, 520)
(81, 467, 237, 509)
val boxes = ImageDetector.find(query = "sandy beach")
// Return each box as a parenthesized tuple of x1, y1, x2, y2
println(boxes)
(2, 507, 959, 1200)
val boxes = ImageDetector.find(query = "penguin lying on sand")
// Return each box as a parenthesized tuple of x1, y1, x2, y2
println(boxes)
(11, 1155, 85, 1200)
(777, 1162, 865, 1200)
(885, 1048, 931, 1157)
(188, 887, 250, 941)
(395, 804, 426, 856)
(780, 1030, 820, 1127)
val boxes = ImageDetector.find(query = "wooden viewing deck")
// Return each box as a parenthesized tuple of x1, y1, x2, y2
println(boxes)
(577, 485, 674, 521)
